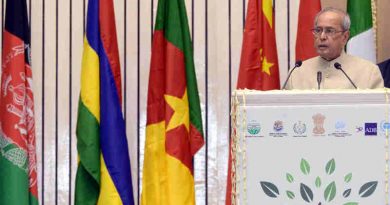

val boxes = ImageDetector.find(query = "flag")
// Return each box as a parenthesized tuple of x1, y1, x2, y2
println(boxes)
(236, 0, 280, 89)
(141, 0, 204, 204)
(228, 0, 280, 204)
(0, 0, 38, 204)
(74, 0, 134, 204)
(347, 0, 376, 63)
(296, 0, 321, 61)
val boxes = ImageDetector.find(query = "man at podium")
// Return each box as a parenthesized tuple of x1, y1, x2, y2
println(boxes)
(285, 7, 384, 90)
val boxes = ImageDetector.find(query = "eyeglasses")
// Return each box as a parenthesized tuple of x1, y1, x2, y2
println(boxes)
(311, 27, 346, 37)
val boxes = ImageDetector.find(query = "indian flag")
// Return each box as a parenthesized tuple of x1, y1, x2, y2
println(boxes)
(346, 0, 377, 63)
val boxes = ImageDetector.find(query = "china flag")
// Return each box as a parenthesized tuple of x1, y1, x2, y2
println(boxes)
(236, 0, 280, 90)
(227, 0, 280, 204)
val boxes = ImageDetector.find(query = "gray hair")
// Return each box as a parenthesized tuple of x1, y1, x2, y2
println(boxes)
(314, 7, 351, 31)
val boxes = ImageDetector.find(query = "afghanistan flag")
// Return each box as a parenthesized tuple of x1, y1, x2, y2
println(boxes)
(141, 0, 205, 204)
(0, 0, 39, 204)
(74, 0, 134, 204)
(347, 0, 377, 63)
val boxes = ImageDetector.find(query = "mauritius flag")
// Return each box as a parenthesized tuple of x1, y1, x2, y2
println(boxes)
(0, 0, 39, 204)
(141, 0, 205, 204)
(74, 0, 134, 204)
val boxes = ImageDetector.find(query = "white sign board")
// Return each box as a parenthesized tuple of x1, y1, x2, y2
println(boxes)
(233, 90, 389, 205)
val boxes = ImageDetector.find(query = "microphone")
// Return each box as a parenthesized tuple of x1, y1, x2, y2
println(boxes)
(282, 60, 303, 89)
(334, 62, 357, 89)
(317, 71, 322, 90)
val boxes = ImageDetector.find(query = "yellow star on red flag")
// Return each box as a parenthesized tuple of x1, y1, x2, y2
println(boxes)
(259, 49, 274, 75)
(164, 90, 189, 132)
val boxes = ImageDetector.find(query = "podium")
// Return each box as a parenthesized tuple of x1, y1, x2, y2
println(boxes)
(231, 90, 389, 205)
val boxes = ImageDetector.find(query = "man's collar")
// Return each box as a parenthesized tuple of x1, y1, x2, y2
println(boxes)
(319, 51, 346, 68)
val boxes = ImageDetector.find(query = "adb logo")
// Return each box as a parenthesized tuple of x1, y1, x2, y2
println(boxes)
(365, 123, 377, 136)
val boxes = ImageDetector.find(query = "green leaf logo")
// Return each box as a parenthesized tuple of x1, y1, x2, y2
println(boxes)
(286, 190, 295, 199)
(359, 181, 378, 197)
(343, 188, 351, 198)
(325, 158, 336, 175)
(344, 173, 352, 183)
(260, 159, 378, 204)
(260, 181, 279, 198)
(247, 122, 261, 135)
(300, 183, 313, 203)
(324, 181, 336, 202)
(286, 173, 294, 183)
(315, 177, 321, 188)
(300, 159, 310, 175)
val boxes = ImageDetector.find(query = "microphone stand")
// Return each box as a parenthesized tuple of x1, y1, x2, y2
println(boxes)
(282, 61, 303, 89)
(334, 62, 357, 89)
(317, 71, 322, 90)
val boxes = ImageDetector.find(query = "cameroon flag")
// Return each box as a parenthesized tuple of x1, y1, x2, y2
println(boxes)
(141, 0, 205, 204)
(74, 0, 134, 204)
(0, 0, 39, 204)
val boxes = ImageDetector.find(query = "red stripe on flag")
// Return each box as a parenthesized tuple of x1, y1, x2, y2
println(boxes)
(147, 31, 167, 125)
(99, 0, 122, 102)
(1, 30, 29, 151)
(166, 125, 193, 173)
(296, 0, 321, 61)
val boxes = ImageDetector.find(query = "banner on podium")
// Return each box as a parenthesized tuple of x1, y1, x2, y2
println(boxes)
(232, 90, 389, 205)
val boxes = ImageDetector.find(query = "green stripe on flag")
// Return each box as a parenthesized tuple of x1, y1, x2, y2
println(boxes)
(0, 154, 29, 205)
(155, 0, 184, 51)
(75, 163, 100, 205)
(347, 0, 373, 38)
(29, 192, 39, 205)
(75, 98, 100, 205)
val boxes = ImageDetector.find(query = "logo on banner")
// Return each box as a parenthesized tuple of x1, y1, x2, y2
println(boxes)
(355, 126, 364, 133)
(379, 120, 390, 135)
(329, 121, 351, 137)
(335, 121, 346, 130)
(273, 120, 283, 132)
(269, 120, 287, 137)
(365, 123, 377, 136)
(293, 121, 307, 137)
(312, 113, 326, 135)
(247, 120, 261, 137)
